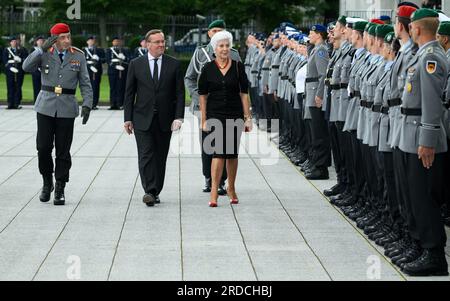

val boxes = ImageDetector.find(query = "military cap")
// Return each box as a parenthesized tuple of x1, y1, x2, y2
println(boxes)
(379, 15, 391, 22)
(87, 35, 96, 40)
(375, 24, 394, 38)
(397, 5, 417, 19)
(354, 21, 369, 32)
(311, 24, 327, 33)
(368, 24, 378, 36)
(50, 23, 70, 35)
(370, 18, 385, 25)
(438, 21, 450, 36)
(398, 1, 420, 9)
(111, 36, 121, 41)
(208, 19, 226, 30)
(338, 16, 347, 25)
(273, 33, 280, 40)
(411, 8, 439, 22)
(327, 22, 336, 31)
(384, 31, 395, 43)
(35, 36, 45, 41)
(8, 36, 17, 41)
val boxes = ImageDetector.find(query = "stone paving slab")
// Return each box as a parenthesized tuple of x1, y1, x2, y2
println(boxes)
(0, 106, 448, 281)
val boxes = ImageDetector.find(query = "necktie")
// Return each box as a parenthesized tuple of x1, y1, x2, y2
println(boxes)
(152, 58, 159, 83)
(59, 53, 64, 63)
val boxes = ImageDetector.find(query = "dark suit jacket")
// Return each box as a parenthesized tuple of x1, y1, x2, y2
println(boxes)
(124, 54, 185, 132)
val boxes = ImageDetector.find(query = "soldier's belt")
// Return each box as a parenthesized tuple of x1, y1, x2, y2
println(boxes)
(340, 83, 349, 89)
(388, 98, 402, 107)
(272, 65, 280, 69)
(372, 104, 382, 113)
(245, 64, 251, 67)
(306, 77, 319, 83)
(330, 84, 341, 90)
(251, 71, 258, 74)
(281, 76, 289, 80)
(262, 68, 270, 71)
(381, 106, 389, 114)
(401, 107, 421, 116)
(41, 85, 76, 96)
(350, 91, 361, 98)
(360, 100, 373, 108)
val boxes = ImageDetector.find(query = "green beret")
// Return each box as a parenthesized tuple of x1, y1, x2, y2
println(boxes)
(368, 24, 378, 36)
(384, 31, 395, 44)
(376, 24, 394, 38)
(208, 19, 226, 30)
(354, 21, 368, 32)
(411, 8, 439, 22)
(338, 15, 347, 25)
(365, 22, 375, 32)
(438, 21, 450, 36)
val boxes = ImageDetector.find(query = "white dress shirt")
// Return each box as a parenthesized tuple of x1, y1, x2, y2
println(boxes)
(148, 53, 162, 79)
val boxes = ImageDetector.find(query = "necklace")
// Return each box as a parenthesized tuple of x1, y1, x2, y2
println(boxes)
(215, 58, 229, 69)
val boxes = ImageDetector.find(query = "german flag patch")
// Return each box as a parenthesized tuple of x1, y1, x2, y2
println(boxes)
(426, 60, 437, 74)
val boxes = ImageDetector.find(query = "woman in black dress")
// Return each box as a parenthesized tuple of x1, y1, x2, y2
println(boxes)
(198, 30, 252, 207)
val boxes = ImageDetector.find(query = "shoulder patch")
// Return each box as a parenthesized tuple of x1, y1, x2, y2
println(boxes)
(317, 49, 327, 59)
(70, 46, 84, 54)
(426, 47, 434, 54)
(426, 60, 437, 74)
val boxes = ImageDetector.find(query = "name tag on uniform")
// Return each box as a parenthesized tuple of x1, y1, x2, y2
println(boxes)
(70, 60, 81, 71)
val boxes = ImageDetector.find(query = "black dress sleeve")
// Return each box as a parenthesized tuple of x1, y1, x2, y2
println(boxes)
(197, 63, 209, 95)
(237, 61, 249, 94)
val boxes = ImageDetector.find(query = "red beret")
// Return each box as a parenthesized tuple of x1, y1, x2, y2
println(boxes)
(370, 19, 385, 25)
(50, 23, 70, 35)
(397, 5, 417, 19)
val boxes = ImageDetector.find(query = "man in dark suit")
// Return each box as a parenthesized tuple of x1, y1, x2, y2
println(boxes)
(124, 29, 185, 207)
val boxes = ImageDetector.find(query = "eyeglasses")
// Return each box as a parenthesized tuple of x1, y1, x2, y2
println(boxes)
(149, 40, 166, 45)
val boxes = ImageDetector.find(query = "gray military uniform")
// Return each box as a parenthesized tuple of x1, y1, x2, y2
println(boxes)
(443, 49, 450, 139)
(378, 62, 395, 152)
(22, 46, 93, 118)
(366, 58, 386, 147)
(338, 42, 354, 122)
(184, 43, 241, 112)
(305, 42, 329, 108)
(398, 40, 448, 154)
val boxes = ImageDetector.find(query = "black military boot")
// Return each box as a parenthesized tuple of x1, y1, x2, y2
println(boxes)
(203, 178, 211, 193)
(39, 175, 54, 203)
(402, 248, 449, 276)
(323, 182, 346, 197)
(54, 181, 66, 206)
(392, 241, 422, 267)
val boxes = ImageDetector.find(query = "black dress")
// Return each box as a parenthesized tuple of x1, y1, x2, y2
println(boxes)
(198, 60, 249, 159)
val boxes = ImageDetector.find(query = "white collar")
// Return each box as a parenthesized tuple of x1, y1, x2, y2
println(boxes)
(148, 53, 162, 61)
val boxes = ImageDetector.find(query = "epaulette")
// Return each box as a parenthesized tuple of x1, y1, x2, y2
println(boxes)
(70, 46, 84, 54)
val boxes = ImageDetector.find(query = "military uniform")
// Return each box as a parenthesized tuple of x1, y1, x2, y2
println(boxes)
(22, 41, 93, 203)
(106, 45, 130, 109)
(30, 46, 43, 103)
(2, 43, 28, 109)
(84, 44, 105, 108)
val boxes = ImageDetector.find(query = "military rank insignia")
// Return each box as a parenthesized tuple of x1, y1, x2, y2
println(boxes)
(426, 61, 437, 74)
(70, 60, 81, 71)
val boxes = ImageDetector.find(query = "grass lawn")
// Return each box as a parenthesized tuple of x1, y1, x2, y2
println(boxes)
(0, 73, 192, 106)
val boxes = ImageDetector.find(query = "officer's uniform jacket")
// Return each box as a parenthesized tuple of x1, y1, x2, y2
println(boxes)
(398, 40, 448, 154)
(22, 46, 93, 118)
(338, 41, 354, 122)
(261, 47, 275, 92)
(305, 42, 329, 108)
(379, 61, 395, 152)
(366, 58, 386, 146)
(269, 46, 286, 94)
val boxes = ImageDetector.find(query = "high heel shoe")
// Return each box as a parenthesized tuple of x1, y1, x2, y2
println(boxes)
(230, 198, 239, 205)
(209, 201, 218, 207)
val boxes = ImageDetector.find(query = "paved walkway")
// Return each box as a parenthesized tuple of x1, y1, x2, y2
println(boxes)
(0, 106, 449, 281)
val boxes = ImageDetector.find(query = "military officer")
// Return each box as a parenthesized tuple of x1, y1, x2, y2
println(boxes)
(107, 36, 129, 110)
(395, 9, 448, 276)
(84, 36, 105, 110)
(184, 19, 241, 194)
(261, 33, 279, 132)
(436, 21, 450, 227)
(22, 23, 93, 206)
(31, 36, 45, 103)
(304, 24, 331, 180)
(2, 36, 28, 109)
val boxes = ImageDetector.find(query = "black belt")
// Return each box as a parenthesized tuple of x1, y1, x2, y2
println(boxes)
(306, 77, 319, 83)
(444, 102, 450, 109)
(360, 100, 373, 108)
(262, 68, 270, 71)
(245, 64, 251, 67)
(330, 84, 341, 90)
(272, 65, 280, 69)
(372, 104, 382, 112)
(41, 85, 76, 95)
(381, 106, 389, 114)
(401, 107, 422, 116)
(350, 91, 361, 98)
(251, 71, 258, 74)
(281, 76, 289, 80)
(388, 98, 402, 107)
(340, 83, 349, 89)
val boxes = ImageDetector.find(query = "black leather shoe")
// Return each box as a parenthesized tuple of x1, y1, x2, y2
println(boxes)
(348, 207, 370, 221)
(335, 196, 356, 208)
(363, 220, 384, 235)
(323, 183, 346, 197)
(392, 243, 422, 267)
(377, 232, 400, 247)
(203, 178, 211, 193)
(54, 181, 66, 206)
(305, 167, 329, 180)
(155, 195, 160, 204)
(218, 183, 227, 196)
(329, 192, 348, 203)
(402, 249, 449, 276)
(143, 194, 156, 207)
(39, 175, 54, 203)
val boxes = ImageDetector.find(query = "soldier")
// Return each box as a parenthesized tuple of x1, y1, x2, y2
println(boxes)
(31, 36, 45, 103)
(133, 36, 148, 59)
(184, 19, 241, 194)
(106, 36, 129, 110)
(304, 24, 330, 180)
(395, 9, 448, 276)
(22, 23, 93, 206)
(2, 36, 28, 109)
(261, 33, 279, 132)
(84, 36, 105, 110)
(436, 21, 450, 226)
